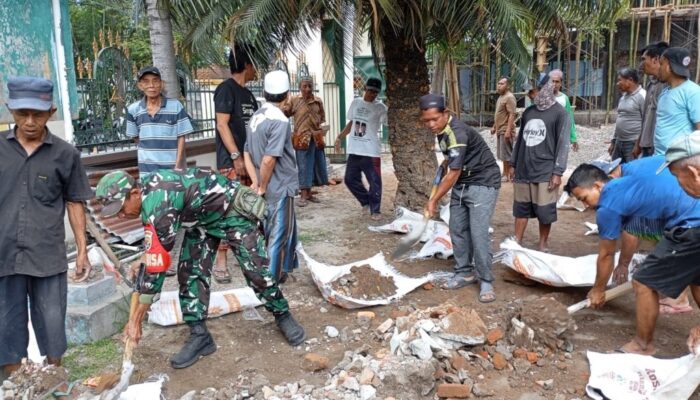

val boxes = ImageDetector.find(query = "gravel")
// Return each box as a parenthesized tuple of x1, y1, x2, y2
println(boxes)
(477, 123, 616, 170)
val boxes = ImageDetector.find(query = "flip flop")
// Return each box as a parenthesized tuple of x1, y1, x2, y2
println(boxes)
(479, 290, 497, 303)
(612, 345, 657, 356)
(659, 303, 694, 314)
(442, 273, 478, 290)
(212, 266, 232, 284)
(297, 198, 308, 207)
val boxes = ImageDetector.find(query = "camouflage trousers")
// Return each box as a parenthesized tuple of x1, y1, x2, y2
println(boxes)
(144, 215, 289, 322)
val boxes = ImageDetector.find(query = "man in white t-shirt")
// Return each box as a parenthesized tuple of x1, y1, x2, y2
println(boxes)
(334, 77, 388, 221)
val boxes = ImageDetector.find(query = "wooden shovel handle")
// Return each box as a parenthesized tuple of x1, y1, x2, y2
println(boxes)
(567, 281, 633, 314)
(123, 292, 139, 361)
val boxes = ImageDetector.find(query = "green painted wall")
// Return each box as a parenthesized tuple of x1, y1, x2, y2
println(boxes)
(0, 0, 78, 123)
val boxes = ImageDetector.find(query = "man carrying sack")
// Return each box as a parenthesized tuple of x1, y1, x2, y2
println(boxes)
(96, 168, 305, 369)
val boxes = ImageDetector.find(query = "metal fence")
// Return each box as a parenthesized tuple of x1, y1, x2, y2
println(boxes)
(72, 49, 388, 158)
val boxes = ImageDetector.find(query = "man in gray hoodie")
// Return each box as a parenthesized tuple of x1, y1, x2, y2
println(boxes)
(510, 76, 570, 251)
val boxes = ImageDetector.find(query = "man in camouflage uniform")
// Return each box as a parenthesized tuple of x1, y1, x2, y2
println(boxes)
(96, 168, 305, 369)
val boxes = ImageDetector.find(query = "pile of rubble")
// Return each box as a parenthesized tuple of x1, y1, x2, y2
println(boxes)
(172, 301, 586, 399)
(1, 362, 71, 399)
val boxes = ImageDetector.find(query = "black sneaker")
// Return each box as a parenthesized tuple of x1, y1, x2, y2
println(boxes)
(170, 321, 217, 369)
(275, 312, 305, 346)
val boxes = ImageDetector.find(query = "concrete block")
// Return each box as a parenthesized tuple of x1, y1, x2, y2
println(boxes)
(67, 275, 117, 306)
(66, 285, 130, 345)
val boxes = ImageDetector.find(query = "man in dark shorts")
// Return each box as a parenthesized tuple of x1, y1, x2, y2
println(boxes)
(565, 161, 700, 355)
(661, 131, 700, 353)
(213, 43, 259, 283)
(0, 77, 92, 377)
(510, 76, 570, 251)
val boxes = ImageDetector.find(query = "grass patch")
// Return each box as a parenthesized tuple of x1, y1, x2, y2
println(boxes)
(298, 230, 327, 244)
(63, 338, 122, 381)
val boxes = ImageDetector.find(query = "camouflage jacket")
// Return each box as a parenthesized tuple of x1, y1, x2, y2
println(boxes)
(140, 168, 239, 250)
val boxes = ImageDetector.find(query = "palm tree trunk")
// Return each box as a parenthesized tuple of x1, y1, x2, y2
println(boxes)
(145, 0, 181, 99)
(381, 20, 436, 210)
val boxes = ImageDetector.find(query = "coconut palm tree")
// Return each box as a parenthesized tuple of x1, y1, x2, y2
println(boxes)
(168, 0, 625, 208)
(131, 0, 182, 98)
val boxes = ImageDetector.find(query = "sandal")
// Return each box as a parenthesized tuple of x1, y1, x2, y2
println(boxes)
(479, 290, 497, 303)
(212, 266, 232, 284)
(659, 303, 693, 314)
(442, 273, 478, 290)
(297, 198, 308, 207)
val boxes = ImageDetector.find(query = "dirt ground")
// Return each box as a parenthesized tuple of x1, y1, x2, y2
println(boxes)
(121, 155, 700, 399)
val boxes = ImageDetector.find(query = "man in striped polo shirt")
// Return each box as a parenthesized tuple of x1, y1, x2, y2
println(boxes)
(127, 66, 193, 179)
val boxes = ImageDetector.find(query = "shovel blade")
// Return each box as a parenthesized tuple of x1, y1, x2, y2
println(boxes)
(390, 217, 428, 261)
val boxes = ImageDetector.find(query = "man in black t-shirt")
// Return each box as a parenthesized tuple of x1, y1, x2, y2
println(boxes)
(212, 43, 259, 283)
(419, 94, 501, 303)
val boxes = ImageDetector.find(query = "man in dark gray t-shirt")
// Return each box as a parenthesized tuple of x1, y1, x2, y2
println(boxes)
(510, 77, 570, 251)
(244, 70, 300, 284)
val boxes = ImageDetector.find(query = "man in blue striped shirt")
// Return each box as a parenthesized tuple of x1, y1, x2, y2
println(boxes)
(127, 66, 193, 179)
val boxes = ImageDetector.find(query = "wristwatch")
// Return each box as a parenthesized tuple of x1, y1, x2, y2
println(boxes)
(230, 151, 241, 160)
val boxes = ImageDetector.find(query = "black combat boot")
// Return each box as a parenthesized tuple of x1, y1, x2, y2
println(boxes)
(170, 321, 217, 369)
(275, 311, 306, 346)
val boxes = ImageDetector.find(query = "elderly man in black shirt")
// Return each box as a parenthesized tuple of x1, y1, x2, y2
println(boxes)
(0, 77, 92, 377)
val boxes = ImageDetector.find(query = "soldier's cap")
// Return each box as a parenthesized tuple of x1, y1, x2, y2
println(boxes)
(365, 77, 382, 93)
(662, 47, 691, 78)
(419, 93, 445, 111)
(137, 66, 161, 81)
(7, 76, 53, 111)
(657, 130, 700, 174)
(590, 158, 621, 175)
(95, 170, 137, 218)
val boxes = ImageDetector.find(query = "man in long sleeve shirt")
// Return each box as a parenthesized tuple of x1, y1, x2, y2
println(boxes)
(510, 77, 570, 251)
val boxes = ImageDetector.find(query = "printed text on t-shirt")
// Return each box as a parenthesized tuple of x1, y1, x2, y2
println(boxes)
(522, 119, 547, 147)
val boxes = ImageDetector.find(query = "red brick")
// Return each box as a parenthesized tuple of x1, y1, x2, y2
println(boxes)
(513, 348, 528, 359)
(492, 353, 508, 370)
(526, 352, 539, 364)
(477, 350, 489, 359)
(302, 353, 329, 371)
(486, 328, 504, 345)
(436, 383, 472, 398)
(450, 355, 469, 371)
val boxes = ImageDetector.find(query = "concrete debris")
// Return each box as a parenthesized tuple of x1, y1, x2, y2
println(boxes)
(375, 318, 394, 335)
(535, 378, 554, 390)
(409, 339, 433, 360)
(325, 325, 339, 338)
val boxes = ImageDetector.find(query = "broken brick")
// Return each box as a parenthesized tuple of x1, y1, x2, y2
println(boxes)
(436, 383, 472, 398)
(302, 353, 329, 371)
(486, 328, 504, 345)
(450, 355, 469, 371)
(526, 352, 539, 364)
(492, 353, 508, 370)
(423, 282, 435, 290)
(513, 348, 528, 359)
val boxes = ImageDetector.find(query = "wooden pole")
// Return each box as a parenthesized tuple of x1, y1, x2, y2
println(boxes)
(634, 13, 642, 62)
(629, 14, 636, 66)
(573, 32, 583, 111)
(605, 28, 615, 124)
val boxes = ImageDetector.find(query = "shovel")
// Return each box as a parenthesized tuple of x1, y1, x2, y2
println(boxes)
(100, 291, 139, 400)
(99, 263, 145, 399)
(567, 281, 633, 314)
(391, 165, 443, 261)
